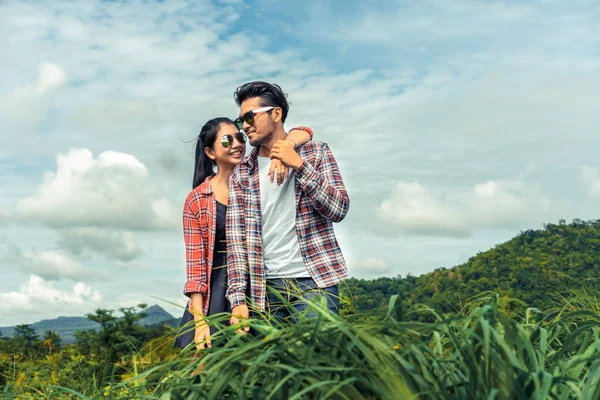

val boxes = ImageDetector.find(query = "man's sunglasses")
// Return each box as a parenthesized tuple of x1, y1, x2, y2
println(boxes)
(220, 132, 246, 148)
(234, 106, 274, 130)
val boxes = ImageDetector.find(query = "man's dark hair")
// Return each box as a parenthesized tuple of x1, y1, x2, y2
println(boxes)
(234, 81, 289, 123)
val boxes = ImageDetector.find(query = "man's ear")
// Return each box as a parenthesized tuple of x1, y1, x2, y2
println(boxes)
(204, 146, 216, 162)
(271, 107, 283, 124)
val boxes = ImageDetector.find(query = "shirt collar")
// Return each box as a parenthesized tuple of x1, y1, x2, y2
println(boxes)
(243, 147, 260, 169)
(198, 175, 214, 195)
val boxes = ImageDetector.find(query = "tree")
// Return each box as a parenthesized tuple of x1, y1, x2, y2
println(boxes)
(41, 330, 62, 355)
(14, 324, 38, 346)
(79, 304, 151, 364)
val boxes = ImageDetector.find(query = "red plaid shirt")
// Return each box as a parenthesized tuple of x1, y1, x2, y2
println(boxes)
(226, 141, 350, 310)
(182, 177, 217, 316)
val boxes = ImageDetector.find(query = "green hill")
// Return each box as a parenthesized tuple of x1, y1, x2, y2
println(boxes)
(342, 219, 600, 316)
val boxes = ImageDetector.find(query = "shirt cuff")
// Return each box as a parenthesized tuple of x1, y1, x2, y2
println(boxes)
(227, 290, 247, 308)
(294, 159, 318, 191)
(183, 281, 208, 297)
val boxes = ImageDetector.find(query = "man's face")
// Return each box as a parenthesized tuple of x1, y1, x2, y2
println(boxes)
(238, 97, 276, 147)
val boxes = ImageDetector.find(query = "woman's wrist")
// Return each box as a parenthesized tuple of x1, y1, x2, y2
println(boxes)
(194, 315, 207, 328)
(192, 311, 205, 320)
(285, 137, 298, 148)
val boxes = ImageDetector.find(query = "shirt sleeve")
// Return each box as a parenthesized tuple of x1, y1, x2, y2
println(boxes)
(225, 169, 249, 308)
(182, 197, 209, 296)
(294, 143, 350, 223)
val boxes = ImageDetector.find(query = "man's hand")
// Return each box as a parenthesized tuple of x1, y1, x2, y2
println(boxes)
(270, 140, 303, 171)
(230, 304, 250, 334)
(268, 158, 288, 186)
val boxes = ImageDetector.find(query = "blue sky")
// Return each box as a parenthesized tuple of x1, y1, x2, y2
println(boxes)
(0, 0, 599, 325)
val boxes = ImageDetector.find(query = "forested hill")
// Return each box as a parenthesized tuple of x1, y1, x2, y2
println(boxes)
(343, 219, 600, 315)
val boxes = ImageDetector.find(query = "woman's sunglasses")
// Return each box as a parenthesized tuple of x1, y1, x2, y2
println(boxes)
(234, 106, 274, 130)
(220, 132, 246, 148)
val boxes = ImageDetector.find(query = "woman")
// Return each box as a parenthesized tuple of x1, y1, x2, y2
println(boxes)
(175, 117, 312, 350)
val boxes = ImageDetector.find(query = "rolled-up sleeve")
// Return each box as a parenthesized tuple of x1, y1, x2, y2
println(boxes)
(183, 198, 208, 296)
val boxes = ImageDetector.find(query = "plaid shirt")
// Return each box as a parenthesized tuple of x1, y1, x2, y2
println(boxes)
(226, 141, 350, 310)
(182, 176, 217, 316)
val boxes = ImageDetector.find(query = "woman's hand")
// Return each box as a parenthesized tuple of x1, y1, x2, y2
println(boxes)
(194, 319, 211, 349)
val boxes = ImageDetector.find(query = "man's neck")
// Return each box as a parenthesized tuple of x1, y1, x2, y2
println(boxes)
(258, 127, 287, 157)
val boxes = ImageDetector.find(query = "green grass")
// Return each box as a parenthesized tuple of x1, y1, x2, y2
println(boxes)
(4, 293, 600, 399)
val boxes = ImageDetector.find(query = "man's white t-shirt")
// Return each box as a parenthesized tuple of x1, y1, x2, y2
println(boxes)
(257, 156, 310, 279)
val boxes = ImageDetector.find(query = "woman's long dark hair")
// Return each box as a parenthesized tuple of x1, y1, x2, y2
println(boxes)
(192, 117, 236, 189)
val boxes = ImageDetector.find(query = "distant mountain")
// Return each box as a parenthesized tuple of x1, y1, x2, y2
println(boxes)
(139, 305, 177, 327)
(0, 305, 175, 344)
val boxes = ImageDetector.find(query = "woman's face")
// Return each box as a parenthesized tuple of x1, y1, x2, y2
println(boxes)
(207, 122, 246, 167)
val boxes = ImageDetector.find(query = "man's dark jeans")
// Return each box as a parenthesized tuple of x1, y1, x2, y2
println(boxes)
(264, 277, 339, 322)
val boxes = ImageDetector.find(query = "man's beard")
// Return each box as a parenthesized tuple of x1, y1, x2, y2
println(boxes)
(248, 120, 275, 147)
(249, 135, 267, 147)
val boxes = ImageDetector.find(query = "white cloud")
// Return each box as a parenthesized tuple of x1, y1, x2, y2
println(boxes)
(12, 249, 103, 282)
(302, 1, 534, 46)
(0, 208, 9, 224)
(14, 148, 179, 231)
(0, 62, 66, 123)
(579, 167, 600, 198)
(349, 257, 392, 277)
(377, 179, 551, 237)
(0, 275, 103, 318)
(33, 62, 66, 95)
(12, 62, 66, 97)
(59, 227, 144, 263)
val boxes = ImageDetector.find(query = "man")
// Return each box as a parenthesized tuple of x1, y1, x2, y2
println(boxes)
(226, 81, 349, 327)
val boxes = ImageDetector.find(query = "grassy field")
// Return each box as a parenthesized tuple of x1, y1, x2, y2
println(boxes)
(3, 293, 600, 399)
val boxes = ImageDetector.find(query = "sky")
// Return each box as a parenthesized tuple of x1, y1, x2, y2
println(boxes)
(0, 0, 599, 326)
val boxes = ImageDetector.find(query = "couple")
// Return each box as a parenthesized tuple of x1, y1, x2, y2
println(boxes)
(176, 81, 349, 350)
